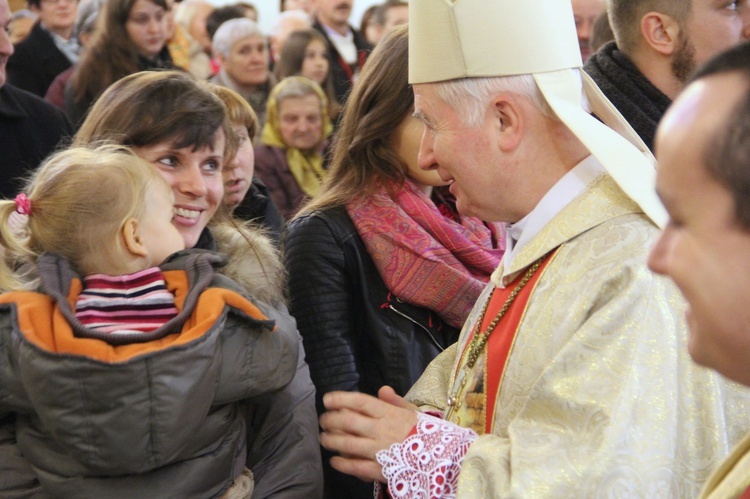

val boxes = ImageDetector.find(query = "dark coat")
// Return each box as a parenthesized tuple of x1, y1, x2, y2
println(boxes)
(312, 19, 370, 104)
(283, 205, 460, 498)
(0, 83, 73, 199)
(7, 22, 73, 97)
(232, 176, 285, 244)
(254, 144, 309, 220)
(0, 250, 299, 497)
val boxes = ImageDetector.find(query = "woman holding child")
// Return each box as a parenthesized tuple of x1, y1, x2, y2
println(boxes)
(0, 71, 322, 498)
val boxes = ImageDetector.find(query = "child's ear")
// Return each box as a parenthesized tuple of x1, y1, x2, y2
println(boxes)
(122, 218, 148, 257)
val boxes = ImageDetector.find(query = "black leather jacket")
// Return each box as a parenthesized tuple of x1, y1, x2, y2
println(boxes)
(283, 206, 460, 410)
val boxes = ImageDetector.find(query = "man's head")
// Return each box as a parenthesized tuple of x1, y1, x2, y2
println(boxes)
(0, 0, 13, 88)
(28, 0, 78, 38)
(313, 0, 352, 33)
(649, 41, 750, 386)
(609, 0, 750, 94)
(367, 0, 408, 45)
(409, 0, 664, 226)
(572, 0, 606, 61)
(413, 75, 576, 223)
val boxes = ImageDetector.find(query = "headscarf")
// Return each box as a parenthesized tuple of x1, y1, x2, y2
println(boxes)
(260, 76, 333, 197)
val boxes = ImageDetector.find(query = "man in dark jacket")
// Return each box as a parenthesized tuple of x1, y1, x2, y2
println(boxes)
(7, 0, 79, 97)
(0, 0, 73, 199)
(584, 0, 750, 151)
(312, 0, 370, 104)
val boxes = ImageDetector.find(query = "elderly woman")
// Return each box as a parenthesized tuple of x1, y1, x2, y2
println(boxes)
(211, 18, 276, 133)
(64, 70, 321, 497)
(254, 76, 331, 220)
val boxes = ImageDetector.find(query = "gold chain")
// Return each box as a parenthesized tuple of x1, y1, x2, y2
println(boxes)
(464, 257, 546, 369)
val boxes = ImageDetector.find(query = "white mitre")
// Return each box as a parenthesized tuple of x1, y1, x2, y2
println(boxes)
(409, 0, 667, 228)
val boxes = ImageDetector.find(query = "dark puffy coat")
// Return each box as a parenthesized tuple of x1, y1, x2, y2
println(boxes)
(0, 251, 299, 498)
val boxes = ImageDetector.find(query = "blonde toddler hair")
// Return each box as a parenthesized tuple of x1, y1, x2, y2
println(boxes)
(0, 144, 166, 291)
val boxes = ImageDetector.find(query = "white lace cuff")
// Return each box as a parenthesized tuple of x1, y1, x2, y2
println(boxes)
(375, 412, 477, 498)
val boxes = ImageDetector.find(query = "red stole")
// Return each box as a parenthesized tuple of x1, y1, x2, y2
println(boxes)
(454, 250, 557, 435)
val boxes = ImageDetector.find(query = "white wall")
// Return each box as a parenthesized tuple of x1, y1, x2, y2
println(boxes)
(207, 0, 384, 35)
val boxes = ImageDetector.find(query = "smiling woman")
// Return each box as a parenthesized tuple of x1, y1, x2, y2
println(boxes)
(70, 70, 323, 497)
(65, 0, 173, 125)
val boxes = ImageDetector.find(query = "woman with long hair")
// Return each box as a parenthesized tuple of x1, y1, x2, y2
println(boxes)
(282, 25, 505, 498)
(65, 0, 173, 124)
(274, 28, 339, 121)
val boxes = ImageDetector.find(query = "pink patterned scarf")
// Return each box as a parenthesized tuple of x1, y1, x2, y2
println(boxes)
(346, 180, 505, 328)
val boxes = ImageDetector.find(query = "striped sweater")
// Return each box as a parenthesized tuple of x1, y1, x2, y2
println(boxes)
(75, 267, 179, 335)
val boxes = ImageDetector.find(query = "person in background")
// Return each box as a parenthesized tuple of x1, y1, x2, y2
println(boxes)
(65, 0, 173, 125)
(206, 4, 245, 43)
(0, 0, 72, 200)
(274, 28, 339, 122)
(572, 0, 606, 61)
(171, 0, 211, 78)
(312, 0, 370, 104)
(268, 9, 312, 64)
(255, 76, 331, 220)
(281, 0, 313, 16)
(367, 0, 407, 46)
(175, 0, 212, 54)
(236, 2, 257, 21)
(0, 144, 298, 497)
(8, 9, 37, 44)
(211, 84, 285, 242)
(318, 0, 750, 496)
(71, 70, 323, 497)
(359, 4, 381, 46)
(44, 0, 99, 109)
(211, 18, 276, 133)
(585, 0, 750, 151)
(283, 25, 505, 499)
(648, 40, 750, 499)
(7, 0, 79, 96)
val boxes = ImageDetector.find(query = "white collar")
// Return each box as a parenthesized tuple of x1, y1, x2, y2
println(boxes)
(500, 154, 605, 283)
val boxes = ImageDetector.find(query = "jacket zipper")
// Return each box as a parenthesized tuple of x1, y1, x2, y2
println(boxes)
(388, 304, 446, 352)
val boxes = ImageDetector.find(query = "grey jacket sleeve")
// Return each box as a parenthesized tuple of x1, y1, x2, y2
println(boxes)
(244, 305, 323, 499)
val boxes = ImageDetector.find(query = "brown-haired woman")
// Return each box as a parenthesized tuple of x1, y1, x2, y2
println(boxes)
(72, 70, 323, 498)
(274, 28, 340, 122)
(65, 0, 174, 125)
(282, 25, 505, 498)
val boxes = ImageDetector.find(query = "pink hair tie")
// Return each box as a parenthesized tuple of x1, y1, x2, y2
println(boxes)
(14, 193, 31, 215)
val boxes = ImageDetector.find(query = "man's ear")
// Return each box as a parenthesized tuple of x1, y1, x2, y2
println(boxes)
(641, 12, 681, 56)
(492, 95, 523, 152)
(122, 218, 148, 257)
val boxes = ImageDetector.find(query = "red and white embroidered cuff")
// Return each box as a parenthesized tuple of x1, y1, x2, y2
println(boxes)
(375, 412, 477, 498)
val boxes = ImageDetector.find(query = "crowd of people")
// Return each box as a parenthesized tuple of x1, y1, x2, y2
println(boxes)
(3, 0, 750, 497)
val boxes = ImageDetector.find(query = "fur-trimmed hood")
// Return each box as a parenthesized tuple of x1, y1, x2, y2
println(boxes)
(199, 222, 286, 307)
